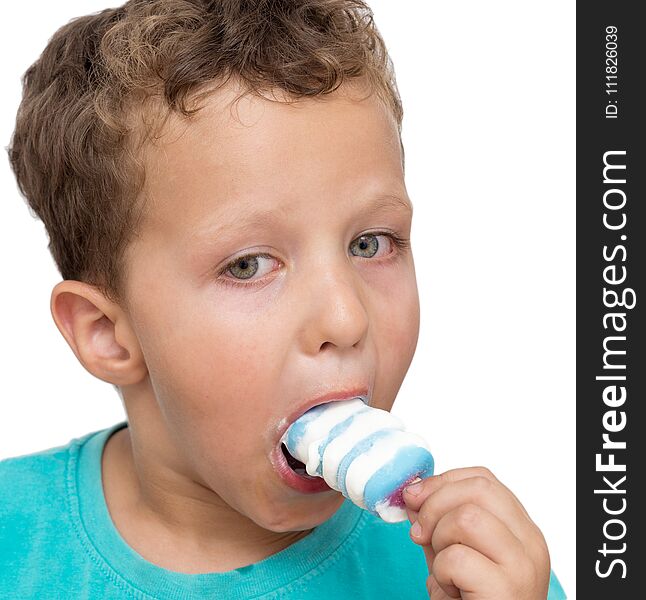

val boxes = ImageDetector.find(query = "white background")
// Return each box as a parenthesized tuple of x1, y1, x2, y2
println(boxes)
(0, 1, 575, 597)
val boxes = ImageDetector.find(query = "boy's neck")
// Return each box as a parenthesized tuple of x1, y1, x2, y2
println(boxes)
(101, 426, 312, 573)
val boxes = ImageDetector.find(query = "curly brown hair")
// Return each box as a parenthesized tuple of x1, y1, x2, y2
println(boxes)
(7, 0, 404, 306)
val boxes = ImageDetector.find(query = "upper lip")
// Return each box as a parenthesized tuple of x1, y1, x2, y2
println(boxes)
(276, 386, 370, 447)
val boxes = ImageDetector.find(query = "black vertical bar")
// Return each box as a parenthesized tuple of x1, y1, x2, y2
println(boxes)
(577, 1, 646, 596)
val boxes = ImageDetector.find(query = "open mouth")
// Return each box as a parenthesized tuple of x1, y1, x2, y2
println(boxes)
(280, 443, 319, 480)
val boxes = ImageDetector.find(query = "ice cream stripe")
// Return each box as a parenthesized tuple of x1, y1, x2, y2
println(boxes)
(320, 409, 403, 487)
(336, 428, 399, 500)
(363, 445, 435, 514)
(284, 399, 363, 463)
(344, 429, 432, 509)
(313, 405, 372, 476)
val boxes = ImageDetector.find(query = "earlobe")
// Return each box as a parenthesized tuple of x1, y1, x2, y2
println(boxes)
(50, 280, 147, 386)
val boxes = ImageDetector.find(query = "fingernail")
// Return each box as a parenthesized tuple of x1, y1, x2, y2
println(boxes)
(410, 520, 422, 538)
(405, 479, 423, 496)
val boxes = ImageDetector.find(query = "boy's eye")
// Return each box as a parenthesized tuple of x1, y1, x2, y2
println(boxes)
(349, 233, 390, 259)
(225, 253, 275, 281)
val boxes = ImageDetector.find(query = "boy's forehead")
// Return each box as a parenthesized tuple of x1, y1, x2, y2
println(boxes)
(137, 81, 405, 241)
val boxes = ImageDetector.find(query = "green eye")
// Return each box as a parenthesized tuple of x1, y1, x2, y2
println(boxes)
(228, 255, 260, 280)
(349, 234, 380, 258)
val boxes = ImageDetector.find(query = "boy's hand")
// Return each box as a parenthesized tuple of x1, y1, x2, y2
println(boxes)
(403, 467, 551, 600)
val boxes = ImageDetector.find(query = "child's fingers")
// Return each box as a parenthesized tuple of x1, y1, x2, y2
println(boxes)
(404, 473, 536, 548)
(404, 467, 532, 521)
(431, 543, 506, 600)
(419, 502, 525, 568)
(403, 467, 499, 511)
(427, 573, 461, 599)
(402, 468, 493, 513)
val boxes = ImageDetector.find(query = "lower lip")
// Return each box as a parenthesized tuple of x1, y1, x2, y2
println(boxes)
(270, 444, 334, 494)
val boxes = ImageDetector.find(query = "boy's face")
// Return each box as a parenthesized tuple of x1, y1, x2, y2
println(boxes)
(121, 81, 419, 532)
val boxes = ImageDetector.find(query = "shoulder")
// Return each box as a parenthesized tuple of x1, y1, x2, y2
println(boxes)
(0, 430, 107, 594)
(0, 429, 98, 519)
(0, 429, 105, 559)
(0, 441, 72, 525)
(0, 439, 77, 580)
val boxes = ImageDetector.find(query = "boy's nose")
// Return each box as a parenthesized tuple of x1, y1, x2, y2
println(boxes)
(299, 265, 369, 354)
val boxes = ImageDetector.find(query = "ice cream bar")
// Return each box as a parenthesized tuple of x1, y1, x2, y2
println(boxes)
(281, 397, 434, 522)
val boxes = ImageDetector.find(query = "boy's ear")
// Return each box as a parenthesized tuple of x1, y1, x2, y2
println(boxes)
(50, 280, 148, 386)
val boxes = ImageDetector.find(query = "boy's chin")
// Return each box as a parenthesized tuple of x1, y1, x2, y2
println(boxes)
(256, 491, 345, 533)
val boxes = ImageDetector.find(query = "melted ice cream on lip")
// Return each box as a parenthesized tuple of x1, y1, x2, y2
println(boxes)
(281, 397, 435, 522)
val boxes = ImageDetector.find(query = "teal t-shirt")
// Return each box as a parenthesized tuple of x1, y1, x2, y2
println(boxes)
(0, 422, 567, 599)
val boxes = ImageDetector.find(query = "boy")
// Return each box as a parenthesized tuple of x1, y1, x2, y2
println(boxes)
(1, 0, 567, 598)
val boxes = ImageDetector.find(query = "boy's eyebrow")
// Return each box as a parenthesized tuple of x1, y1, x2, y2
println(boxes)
(364, 194, 413, 216)
(193, 192, 412, 244)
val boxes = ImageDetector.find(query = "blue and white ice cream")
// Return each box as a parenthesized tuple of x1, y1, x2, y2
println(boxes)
(281, 397, 435, 523)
